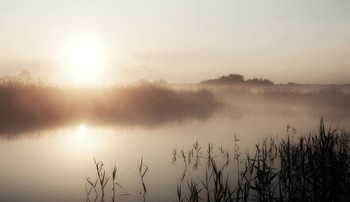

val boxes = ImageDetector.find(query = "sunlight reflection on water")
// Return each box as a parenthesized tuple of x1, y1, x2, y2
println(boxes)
(79, 124, 86, 136)
(0, 111, 349, 201)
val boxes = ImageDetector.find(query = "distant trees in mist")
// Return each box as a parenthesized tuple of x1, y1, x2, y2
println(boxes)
(200, 73, 274, 86)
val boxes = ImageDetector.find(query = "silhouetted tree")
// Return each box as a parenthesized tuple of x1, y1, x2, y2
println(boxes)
(201, 74, 274, 86)
(226, 74, 245, 83)
(201, 74, 245, 85)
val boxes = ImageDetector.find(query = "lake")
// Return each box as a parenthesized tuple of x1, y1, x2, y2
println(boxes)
(1, 85, 349, 202)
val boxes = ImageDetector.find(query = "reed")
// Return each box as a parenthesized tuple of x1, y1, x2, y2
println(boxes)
(173, 118, 350, 202)
(111, 164, 122, 202)
(0, 77, 220, 136)
(138, 158, 148, 202)
(85, 119, 350, 201)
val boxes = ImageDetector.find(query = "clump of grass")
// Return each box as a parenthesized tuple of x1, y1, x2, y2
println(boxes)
(85, 119, 350, 201)
(278, 119, 350, 201)
(85, 159, 110, 201)
(85, 158, 149, 202)
(85, 159, 122, 202)
(174, 142, 237, 202)
(173, 119, 350, 202)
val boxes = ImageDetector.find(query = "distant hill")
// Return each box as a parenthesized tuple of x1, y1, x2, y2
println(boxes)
(200, 74, 274, 86)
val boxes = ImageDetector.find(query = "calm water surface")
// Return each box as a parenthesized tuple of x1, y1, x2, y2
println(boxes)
(1, 104, 349, 202)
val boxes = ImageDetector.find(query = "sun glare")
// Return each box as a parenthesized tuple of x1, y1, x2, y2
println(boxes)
(59, 36, 110, 84)
(69, 41, 99, 70)
(79, 124, 87, 136)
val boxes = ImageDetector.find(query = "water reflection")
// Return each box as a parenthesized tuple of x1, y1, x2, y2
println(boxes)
(0, 107, 217, 139)
(2, 98, 350, 140)
(2, 83, 350, 140)
(0, 110, 349, 201)
(0, 82, 221, 138)
(79, 124, 87, 136)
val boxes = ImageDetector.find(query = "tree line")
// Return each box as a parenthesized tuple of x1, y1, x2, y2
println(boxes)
(200, 73, 274, 86)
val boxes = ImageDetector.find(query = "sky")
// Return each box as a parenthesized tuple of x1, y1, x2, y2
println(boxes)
(0, 0, 350, 84)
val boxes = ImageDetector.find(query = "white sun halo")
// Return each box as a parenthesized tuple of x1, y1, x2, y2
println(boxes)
(59, 36, 110, 84)
(68, 40, 99, 71)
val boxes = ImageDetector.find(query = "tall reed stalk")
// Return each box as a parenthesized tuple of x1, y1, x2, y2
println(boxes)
(173, 119, 350, 202)
(85, 119, 350, 201)
(138, 158, 149, 202)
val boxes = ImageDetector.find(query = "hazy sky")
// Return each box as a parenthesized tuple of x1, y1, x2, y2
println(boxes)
(0, 0, 350, 84)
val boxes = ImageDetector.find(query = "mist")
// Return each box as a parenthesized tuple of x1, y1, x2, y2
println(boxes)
(0, 77, 221, 137)
(1, 73, 349, 138)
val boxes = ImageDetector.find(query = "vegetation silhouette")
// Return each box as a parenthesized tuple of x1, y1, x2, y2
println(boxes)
(86, 158, 148, 202)
(0, 76, 220, 137)
(1, 73, 350, 138)
(172, 119, 350, 202)
(200, 74, 274, 86)
(86, 119, 350, 201)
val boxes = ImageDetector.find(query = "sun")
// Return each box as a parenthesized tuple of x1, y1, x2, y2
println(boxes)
(68, 41, 99, 71)
(59, 36, 110, 84)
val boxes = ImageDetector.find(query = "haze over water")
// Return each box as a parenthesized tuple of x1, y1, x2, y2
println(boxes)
(1, 1, 350, 201)
(0, 81, 349, 201)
